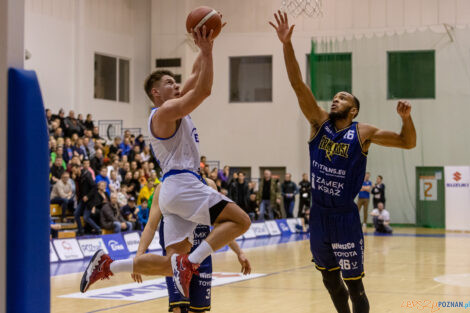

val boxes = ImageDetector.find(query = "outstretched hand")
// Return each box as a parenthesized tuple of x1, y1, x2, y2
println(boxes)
(191, 25, 214, 55)
(269, 10, 295, 44)
(397, 100, 412, 119)
(237, 252, 252, 275)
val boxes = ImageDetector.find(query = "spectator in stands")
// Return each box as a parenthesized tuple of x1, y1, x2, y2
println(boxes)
(64, 111, 81, 137)
(228, 172, 249, 214)
(90, 148, 103, 174)
(121, 196, 140, 230)
(66, 155, 81, 173)
(357, 172, 372, 227)
(86, 180, 108, 234)
(138, 180, 155, 205)
(218, 165, 230, 189)
(140, 146, 151, 162)
(248, 181, 256, 195)
(63, 137, 74, 164)
(117, 185, 129, 207)
(119, 162, 130, 181)
(120, 137, 132, 157)
(130, 160, 139, 173)
(123, 129, 131, 141)
(109, 136, 122, 156)
(137, 198, 149, 229)
(83, 129, 95, 158)
(298, 173, 311, 219)
(209, 168, 218, 181)
(227, 172, 238, 188)
(138, 169, 148, 186)
(95, 166, 111, 195)
(50, 146, 66, 168)
(247, 193, 259, 221)
(100, 193, 132, 233)
(200, 155, 207, 170)
(52, 124, 63, 139)
(50, 156, 65, 185)
(92, 126, 106, 146)
(73, 138, 87, 160)
(128, 145, 140, 163)
(82, 158, 95, 180)
(76, 113, 86, 135)
(50, 171, 75, 220)
(72, 163, 96, 236)
(371, 175, 386, 209)
(135, 134, 145, 151)
(370, 202, 392, 233)
(257, 170, 281, 220)
(107, 159, 120, 179)
(45, 108, 52, 126)
(84, 114, 94, 130)
(109, 170, 120, 193)
(57, 109, 66, 130)
(281, 173, 298, 218)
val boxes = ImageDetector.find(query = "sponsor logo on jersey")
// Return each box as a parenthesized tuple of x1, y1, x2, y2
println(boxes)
(318, 136, 349, 161)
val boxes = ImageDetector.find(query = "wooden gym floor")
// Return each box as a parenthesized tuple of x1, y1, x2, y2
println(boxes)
(51, 228, 470, 313)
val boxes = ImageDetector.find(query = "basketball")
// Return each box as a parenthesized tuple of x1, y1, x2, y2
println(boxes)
(186, 6, 222, 38)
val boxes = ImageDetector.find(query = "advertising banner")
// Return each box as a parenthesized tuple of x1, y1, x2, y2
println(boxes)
(265, 220, 281, 236)
(53, 239, 84, 261)
(78, 238, 108, 257)
(444, 166, 470, 231)
(102, 234, 129, 258)
(123, 232, 141, 253)
(250, 222, 270, 237)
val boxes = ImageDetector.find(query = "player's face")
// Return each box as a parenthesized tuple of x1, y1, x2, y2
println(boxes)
(156, 75, 180, 101)
(330, 92, 357, 120)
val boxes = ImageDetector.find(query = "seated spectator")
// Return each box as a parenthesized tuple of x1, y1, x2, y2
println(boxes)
(119, 162, 131, 181)
(63, 137, 74, 164)
(82, 159, 95, 180)
(119, 137, 132, 157)
(107, 159, 121, 179)
(137, 199, 149, 229)
(137, 180, 155, 205)
(128, 145, 140, 163)
(50, 171, 75, 220)
(84, 113, 94, 130)
(117, 185, 129, 207)
(64, 111, 81, 137)
(76, 113, 86, 135)
(90, 148, 103, 173)
(73, 138, 87, 160)
(138, 169, 148, 187)
(50, 146, 66, 168)
(100, 194, 132, 233)
(218, 166, 230, 189)
(121, 197, 140, 230)
(50, 157, 65, 185)
(135, 134, 145, 151)
(130, 160, 139, 173)
(370, 202, 393, 234)
(95, 166, 111, 195)
(83, 136, 95, 158)
(109, 136, 122, 156)
(247, 193, 259, 221)
(109, 170, 121, 193)
(140, 146, 151, 162)
(85, 180, 109, 234)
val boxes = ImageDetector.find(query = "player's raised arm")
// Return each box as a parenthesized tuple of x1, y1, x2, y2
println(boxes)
(269, 11, 328, 128)
(154, 26, 214, 123)
(360, 100, 417, 150)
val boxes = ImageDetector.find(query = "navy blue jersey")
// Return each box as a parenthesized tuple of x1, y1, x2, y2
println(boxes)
(309, 120, 367, 209)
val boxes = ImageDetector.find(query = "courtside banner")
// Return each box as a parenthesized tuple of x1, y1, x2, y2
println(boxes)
(53, 239, 84, 261)
(242, 226, 257, 239)
(276, 219, 291, 235)
(78, 238, 108, 257)
(147, 231, 162, 251)
(123, 232, 141, 253)
(50, 242, 58, 263)
(265, 220, 281, 236)
(60, 272, 266, 301)
(250, 222, 270, 237)
(101, 234, 129, 258)
(286, 218, 302, 233)
(444, 166, 470, 231)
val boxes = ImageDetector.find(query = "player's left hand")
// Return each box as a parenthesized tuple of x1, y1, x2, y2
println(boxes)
(131, 273, 143, 283)
(397, 100, 411, 119)
(237, 253, 252, 275)
(218, 12, 227, 29)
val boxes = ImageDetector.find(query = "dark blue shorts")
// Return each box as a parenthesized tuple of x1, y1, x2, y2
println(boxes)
(166, 256, 212, 312)
(309, 205, 364, 280)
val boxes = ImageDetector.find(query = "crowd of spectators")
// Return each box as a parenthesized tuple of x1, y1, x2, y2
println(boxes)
(48, 108, 312, 237)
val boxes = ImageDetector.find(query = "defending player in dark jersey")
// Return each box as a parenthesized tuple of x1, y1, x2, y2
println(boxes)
(132, 180, 251, 313)
(270, 11, 416, 313)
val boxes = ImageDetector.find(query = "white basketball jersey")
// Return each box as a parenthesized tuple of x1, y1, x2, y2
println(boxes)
(148, 109, 201, 175)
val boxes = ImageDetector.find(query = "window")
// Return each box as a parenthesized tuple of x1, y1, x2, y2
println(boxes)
(387, 50, 435, 99)
(94, 53, 130, 103)
(230, 56, 272, 102)
(307, 53, 352, 101)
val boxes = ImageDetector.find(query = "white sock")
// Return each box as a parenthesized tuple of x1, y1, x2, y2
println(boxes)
(109, 258, 134, 274)
(188, 240, 214, 264)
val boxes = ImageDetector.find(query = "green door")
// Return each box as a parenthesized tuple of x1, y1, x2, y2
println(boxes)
(416, 167, 445, 228)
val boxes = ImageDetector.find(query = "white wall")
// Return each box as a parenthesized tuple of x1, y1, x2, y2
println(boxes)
(24, 0, 151, 130)
(151, 0, 470, 223)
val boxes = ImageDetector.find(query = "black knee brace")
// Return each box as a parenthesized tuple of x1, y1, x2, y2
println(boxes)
(321, 270, 351, 313)
(345, 279, 369, 313)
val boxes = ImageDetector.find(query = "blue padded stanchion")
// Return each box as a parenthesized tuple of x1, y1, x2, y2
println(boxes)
(7, 68, 50, 313)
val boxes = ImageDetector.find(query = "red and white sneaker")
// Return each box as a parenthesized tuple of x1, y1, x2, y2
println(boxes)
(80, 249, 113, 293)
(171, 254, 199, 298)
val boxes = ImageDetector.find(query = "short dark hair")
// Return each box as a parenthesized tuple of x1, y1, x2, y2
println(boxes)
(144, 70, 175, 101)
(378, 175, 383, 180)
(352, 95, 360, 118)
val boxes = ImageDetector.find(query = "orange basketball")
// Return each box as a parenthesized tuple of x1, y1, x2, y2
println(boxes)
(186, 6, 222, 39)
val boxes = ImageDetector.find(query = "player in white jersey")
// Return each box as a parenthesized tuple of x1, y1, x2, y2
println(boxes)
(80, 24, 251, 298)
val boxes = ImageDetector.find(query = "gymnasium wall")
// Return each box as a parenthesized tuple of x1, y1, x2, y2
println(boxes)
(24, 0, 152, 129)
(151, 0, 470, 223)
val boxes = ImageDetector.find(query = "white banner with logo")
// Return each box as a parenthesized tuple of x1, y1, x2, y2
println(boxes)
(265, 221, 281, 236)
(242, 227, 257, 239)
(50, 242, 59, 262)
(286, 218, 302, 233)
(250, 223, 270, 237)
(78, 238, 108, 257)
(53, 239, 84, 261)
(123, 232, 141, 252)
(444, 166, 470, 231)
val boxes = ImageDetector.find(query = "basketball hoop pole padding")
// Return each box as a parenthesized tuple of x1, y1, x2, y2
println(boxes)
(7, 68, 50, 313)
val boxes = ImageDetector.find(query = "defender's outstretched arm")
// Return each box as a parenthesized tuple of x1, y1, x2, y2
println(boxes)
(269, 11, 328, 128)
(361, 100, 417, 150)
